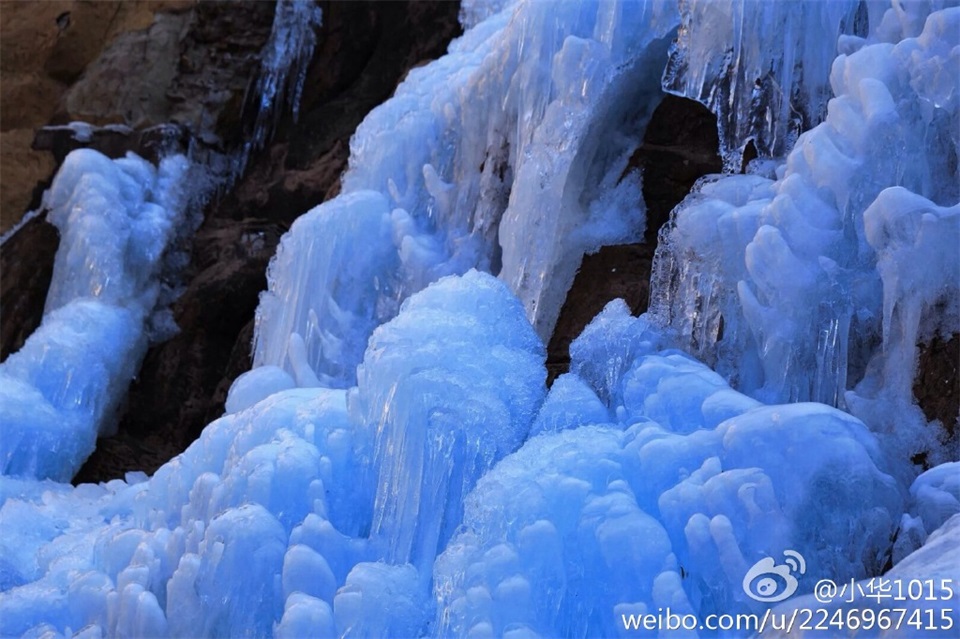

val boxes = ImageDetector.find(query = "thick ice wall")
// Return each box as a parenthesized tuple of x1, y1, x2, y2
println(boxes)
(0, 150, 188, 482)
(493, 0, 675, 338)
(663, 0, 868, 168)
(650, 6, 960, 441)
(253, 0, 680, 380)
(3, 1, 958, 635)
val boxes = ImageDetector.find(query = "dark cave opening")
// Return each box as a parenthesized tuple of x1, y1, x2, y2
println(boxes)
(546, 94, 723, 383)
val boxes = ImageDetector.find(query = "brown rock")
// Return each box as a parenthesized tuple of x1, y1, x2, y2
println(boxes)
(914, 332, 960, 451)
(0, 0, 197, 233)
(0, 213, 59, 361)
(60, 12, 190, 128)
(1, 129, 55, 231)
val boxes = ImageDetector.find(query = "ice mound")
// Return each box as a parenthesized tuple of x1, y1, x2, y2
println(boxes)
(431, 302, 901, 638)
(0, 288, 911, 638)
(353, 269, 546, 570)
(434, 349, 901, 638)
(434, 425, 679, 639)
(0, 271, 545, 638)
(0, 150, 188, 482)
(650, 6, 960, 465)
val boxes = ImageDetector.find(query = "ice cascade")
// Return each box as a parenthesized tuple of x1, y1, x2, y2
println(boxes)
(0, 150, 189, 481)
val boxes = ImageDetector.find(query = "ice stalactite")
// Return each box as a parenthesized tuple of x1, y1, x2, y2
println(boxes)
(663, 0, 872, 169)
(241, 0, 323, 172)
(185, 0, 322, 200)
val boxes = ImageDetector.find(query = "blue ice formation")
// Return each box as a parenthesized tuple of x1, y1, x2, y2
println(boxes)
(0, 150, 189, 481)
(1, 0, 958, 638)
(253, 0, 674, 383)
(0, 274, 907, 638)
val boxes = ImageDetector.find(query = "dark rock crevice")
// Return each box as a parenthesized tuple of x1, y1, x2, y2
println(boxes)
(914, 332, 960, 455)
(546, 95, 723, 382)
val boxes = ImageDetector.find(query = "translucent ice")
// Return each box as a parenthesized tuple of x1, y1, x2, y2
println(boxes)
(663, 0, 871, 168)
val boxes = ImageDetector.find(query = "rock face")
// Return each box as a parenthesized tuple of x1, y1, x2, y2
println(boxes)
(0, 215, 58, 360)
(74, 1, 463, 482)
(0, 0, 194, 231)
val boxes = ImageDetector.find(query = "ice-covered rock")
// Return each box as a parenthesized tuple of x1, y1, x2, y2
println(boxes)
(650, 7, 960, 469)
(0, 150, 188, 482)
